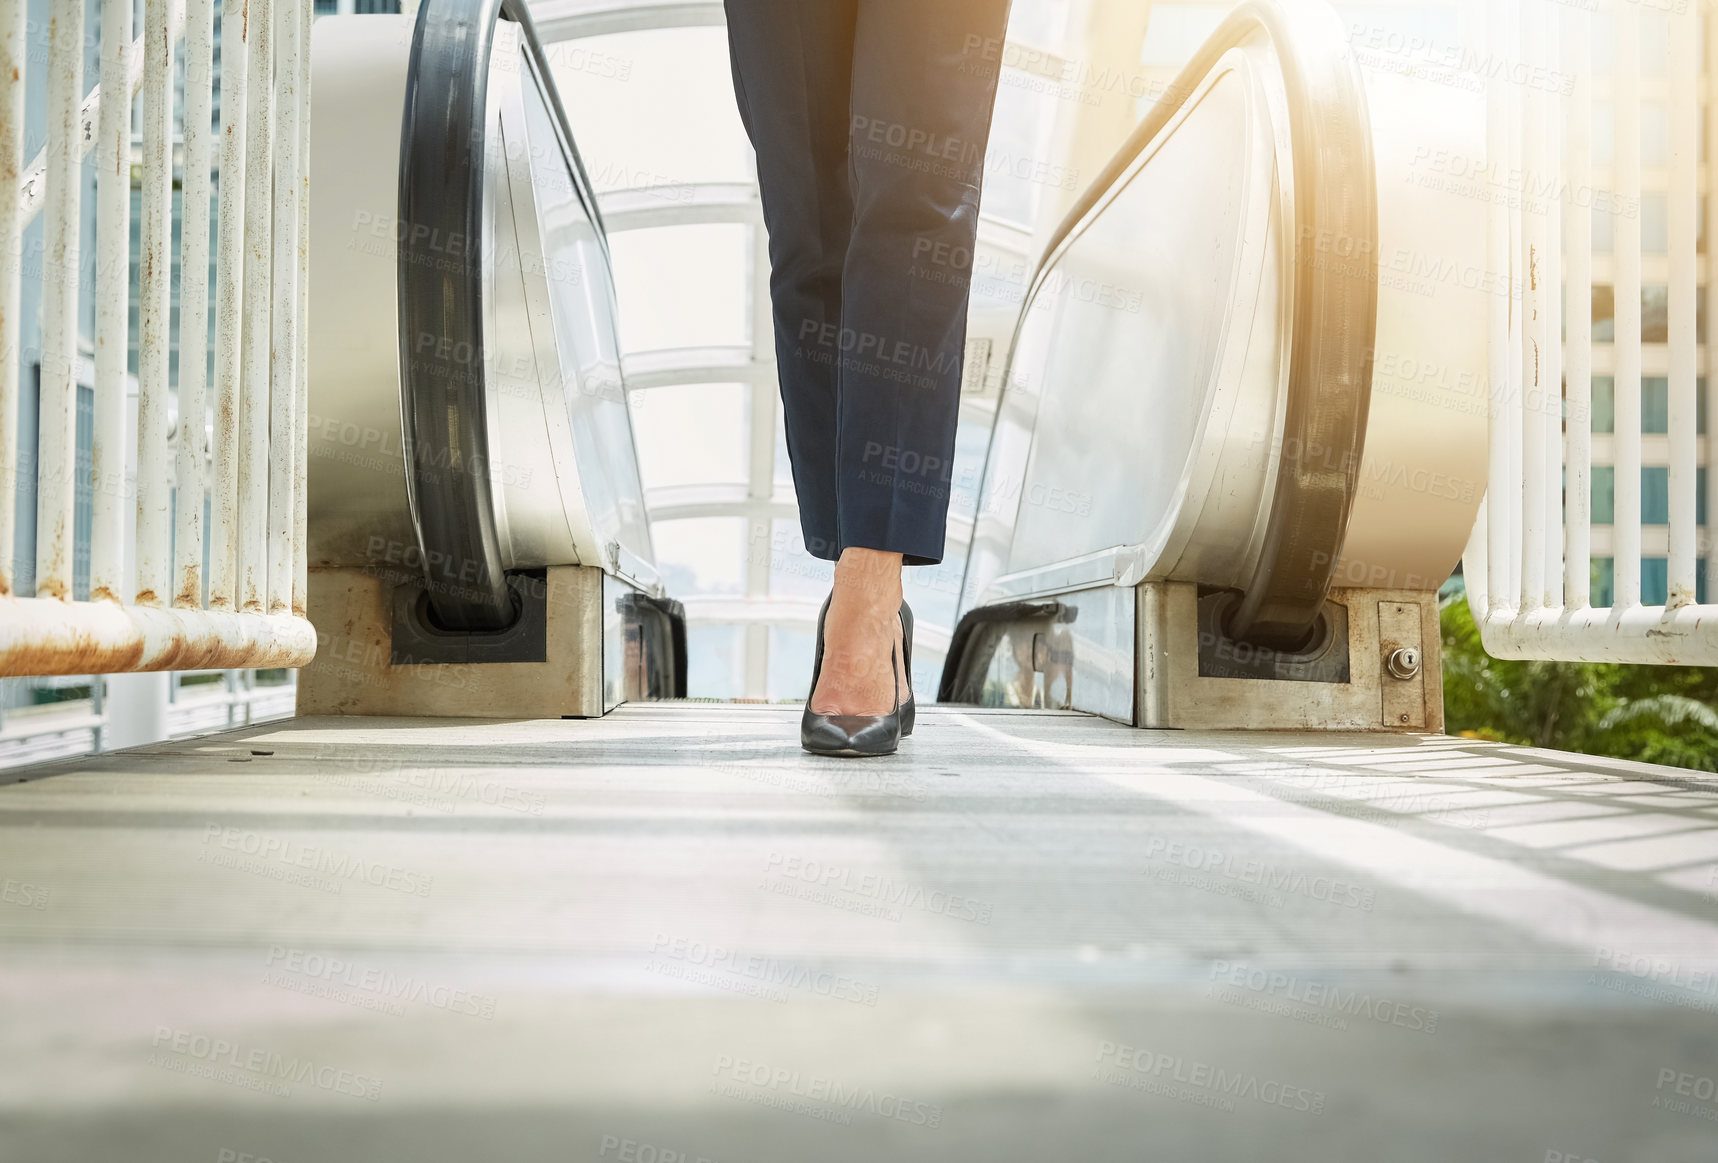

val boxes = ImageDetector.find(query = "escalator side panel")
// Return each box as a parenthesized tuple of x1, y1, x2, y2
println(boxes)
(395, 0, 658, 629)
(305, 17, 419, 574)
(959, 0, 1377, 652)
(967, 68, 1271, 602)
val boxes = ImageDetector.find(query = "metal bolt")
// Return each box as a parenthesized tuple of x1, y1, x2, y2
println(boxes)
(1386, 647, 1422, 680)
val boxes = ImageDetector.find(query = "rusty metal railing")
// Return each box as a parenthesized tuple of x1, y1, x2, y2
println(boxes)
(0, 0, 317, 675)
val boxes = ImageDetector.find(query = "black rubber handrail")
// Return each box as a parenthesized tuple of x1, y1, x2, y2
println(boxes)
(397, 0, 607, 631)
(1018, 0, 1377, 650)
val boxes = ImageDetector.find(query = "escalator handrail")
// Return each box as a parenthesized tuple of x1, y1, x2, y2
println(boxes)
(396, 0, 609, 631)
(1017, 0, 1377, 649)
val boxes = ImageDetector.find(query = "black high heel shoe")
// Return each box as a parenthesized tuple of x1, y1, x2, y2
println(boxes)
(801, 594, 908, 757)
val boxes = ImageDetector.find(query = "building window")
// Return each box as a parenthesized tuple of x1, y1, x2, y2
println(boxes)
(1590, 466, 1705, 525)
(1591, 286, 1708, 345)
(1592, 376, 1614, 434)
(1642, 466, 1669, 524)
(1594, 557, 1614, 607)
(1642, 557, 1669, 606)
(1591, 558, 1707, 606)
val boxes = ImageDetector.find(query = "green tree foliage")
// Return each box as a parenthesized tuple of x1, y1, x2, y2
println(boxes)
(1441, 595, 1718, 772)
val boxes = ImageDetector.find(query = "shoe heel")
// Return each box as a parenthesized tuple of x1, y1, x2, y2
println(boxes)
(899, 601, 916, 737)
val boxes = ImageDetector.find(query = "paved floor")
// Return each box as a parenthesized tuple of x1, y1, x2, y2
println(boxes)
(2, 703, 1717, 1162)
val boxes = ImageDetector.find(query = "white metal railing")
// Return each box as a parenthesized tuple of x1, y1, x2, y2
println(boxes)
(0, 0, 316, 676)
(1465, 0, 1717, 665)
(0, 670, 297, 769)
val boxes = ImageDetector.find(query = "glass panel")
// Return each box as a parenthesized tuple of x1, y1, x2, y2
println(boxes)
(1639, 287, 1707, 345)
(518, 58, 654, 569)
(652, 517, 748, 596)
(982, 67, 1065, 227)
(609, 224, 752, 352)
(947, 411, 998, 524)
(1640, 10, 1670, 77)
(1642, 103, 1668, 168)
(971, 240, 1034, 314)
(1643, 285, 1667, 343)
(905, 562, 964, 639)
(686, 624, 747, 700)
(773, 407, 794, 490)
(1593, 285, 1614, 343)
(1593, 465, 1615, 525)
(1337, 4, 1460, 43)
(547, 28, 755, 190)
(1594, 557, 1615, 608)
(1007, 0, 1075, 54)
(1593, 203, 1614, 255)
(1642, 557, 1668, 606)
(1642, 377, 1668, 434)
(768, 625, 817, 702)
(1642, 466, 1669, 525)
(1641, 194, 1666, 255)
(1139, 4, 1227, 66)
(769, 517, 833, 600)
(630, 383, 750, 488)
(1592, 376, 1615, 434)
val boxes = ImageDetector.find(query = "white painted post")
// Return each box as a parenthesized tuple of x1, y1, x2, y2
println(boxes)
(1611, 1, 1642, 610)
(136, 0, 177, 607)
(1519, 0, 1547, 614)
(1665, 0, 1698, 608)
(34, 0, 84, 601)
(0, 0, 23, 598)
(294, 0, 312, 617)
(239, 0, 274, 614)
(91, 0, 132, 604)
(1562, 0, 1592, 610)
(1707, 1, 1718, 608)
(211, 0, 251, 612)
(1485, 0, 1516, 618)
(176, 0, 218, 610)
(1539, 3, 1563, 613)
(268, 0, 300, 615)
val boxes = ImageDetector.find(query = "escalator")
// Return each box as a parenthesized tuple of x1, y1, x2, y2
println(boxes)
(941, 1, 1488, 727)
(306, 0, 684, 706)
(304, 0, 1487, 729)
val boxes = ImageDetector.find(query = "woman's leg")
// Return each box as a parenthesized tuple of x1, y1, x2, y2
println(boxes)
(812, 0, 1012, 716)
(722, 0, 859, 561)
(836, 0, 1012, 566)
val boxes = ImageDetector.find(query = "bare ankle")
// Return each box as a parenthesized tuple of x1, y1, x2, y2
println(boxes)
(833, 548, 903, 606)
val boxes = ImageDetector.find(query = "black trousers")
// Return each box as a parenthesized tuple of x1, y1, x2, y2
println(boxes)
(724, 0, 1012, 566)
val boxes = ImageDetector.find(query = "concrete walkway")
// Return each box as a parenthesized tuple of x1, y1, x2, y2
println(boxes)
(2, 703, 1716, 1162)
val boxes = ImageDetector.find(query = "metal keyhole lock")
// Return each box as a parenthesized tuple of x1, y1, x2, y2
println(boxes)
(1386, 647, 1422, 681)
